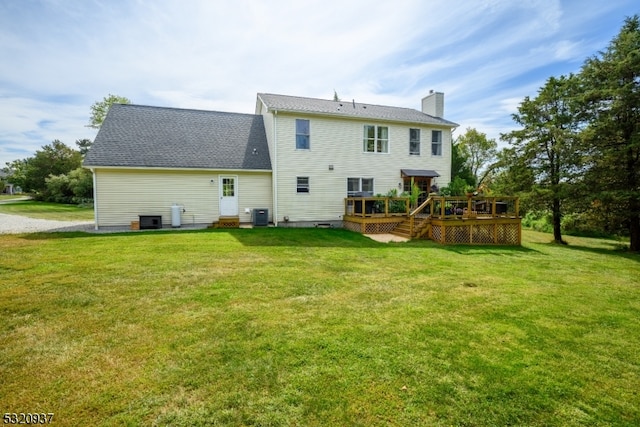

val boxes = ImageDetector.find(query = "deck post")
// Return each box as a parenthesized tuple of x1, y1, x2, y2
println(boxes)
(410, 214, 414, 237)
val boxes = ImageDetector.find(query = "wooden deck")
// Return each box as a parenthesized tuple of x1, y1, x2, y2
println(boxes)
(344, 196, 522, 245)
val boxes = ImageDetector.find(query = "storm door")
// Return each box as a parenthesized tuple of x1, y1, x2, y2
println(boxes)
(219, 176, 238, 216)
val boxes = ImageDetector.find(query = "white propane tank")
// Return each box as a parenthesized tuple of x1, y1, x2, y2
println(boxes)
(171, 204, 183, 227)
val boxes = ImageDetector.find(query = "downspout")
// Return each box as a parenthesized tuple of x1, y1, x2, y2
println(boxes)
(273, 110, 278, 226)
(90, 168, 98, 230)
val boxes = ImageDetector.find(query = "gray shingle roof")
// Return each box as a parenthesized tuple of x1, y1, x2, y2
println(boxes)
(258, 93, 459, 127)
(84, 104, 271, 170)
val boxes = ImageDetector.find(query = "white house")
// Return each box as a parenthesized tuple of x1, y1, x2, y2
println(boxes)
(83, 92, 458, 230)
(0, 170, 16, 195)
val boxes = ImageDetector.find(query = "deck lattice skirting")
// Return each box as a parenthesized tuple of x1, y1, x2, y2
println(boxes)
(429, 218, 521, 245)
(342, 217, 403, 234)
(211, 216, 240, 229)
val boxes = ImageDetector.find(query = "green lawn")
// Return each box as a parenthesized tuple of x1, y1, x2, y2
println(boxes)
(1, 228, 638, 426)
(0, 200, 94, 220)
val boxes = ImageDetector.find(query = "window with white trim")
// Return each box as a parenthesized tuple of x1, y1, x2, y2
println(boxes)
(410, 128, 420, 155)
(297, 176, 309, 193)
(431, 130, 442, 156)
(296, 119, 310, 149)
(363, 125, 389, 153)
(347, 177, 374, 196)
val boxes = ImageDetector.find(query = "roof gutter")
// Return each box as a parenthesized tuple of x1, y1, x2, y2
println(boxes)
(272, 110, 278, 227)
(89, 167, 98, 230)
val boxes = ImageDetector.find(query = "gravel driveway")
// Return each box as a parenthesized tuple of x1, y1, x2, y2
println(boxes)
(0, 212, 95, 234)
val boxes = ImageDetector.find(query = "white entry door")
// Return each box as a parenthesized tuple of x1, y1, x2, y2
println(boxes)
(219, 175, 238, 216)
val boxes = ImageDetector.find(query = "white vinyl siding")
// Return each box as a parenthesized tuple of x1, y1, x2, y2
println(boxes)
(261, 111, 452, 223)
(92, 169, 272, 227)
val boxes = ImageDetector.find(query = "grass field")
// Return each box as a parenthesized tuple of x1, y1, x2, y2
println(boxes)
(1, 228, 638, 426)
(0, 200, 94, 220)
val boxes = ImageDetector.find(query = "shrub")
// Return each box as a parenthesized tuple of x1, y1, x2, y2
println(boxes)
(522, 211, 553, 233)
(68, 168, 93, 202)
(43, 168, 93, 204)
(44, 174, 73, 203)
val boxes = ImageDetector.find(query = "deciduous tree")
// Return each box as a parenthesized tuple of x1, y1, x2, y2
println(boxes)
(456, 127, 497, 187)
(451, 141, 474, 186)
(88, 94, 131, 129)
(9, 140, 82, 197)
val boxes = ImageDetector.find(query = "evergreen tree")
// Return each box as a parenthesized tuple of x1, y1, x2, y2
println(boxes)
(580, 15, 640, 251)
(502, 75, 584, 244)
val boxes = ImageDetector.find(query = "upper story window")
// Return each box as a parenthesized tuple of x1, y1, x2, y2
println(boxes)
(296, 119, 310, 149)
(363, 125, 389, 153)
(431, 130, 442, 156)
(410, 128, 420, 155)
(297, 176, 309, 193)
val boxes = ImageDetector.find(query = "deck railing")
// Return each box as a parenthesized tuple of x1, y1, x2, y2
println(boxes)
(430, 196, 520, 219)
(344, 197, 410, 217)
(344, 196, 519, 219)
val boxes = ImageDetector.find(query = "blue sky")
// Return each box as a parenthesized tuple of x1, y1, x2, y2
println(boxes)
(0, 0, 637, 169)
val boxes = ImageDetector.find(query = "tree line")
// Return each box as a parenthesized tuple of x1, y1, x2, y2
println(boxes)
(2, 95, 130, 205)
(2, 18, 638, 250)
(448, 16, 639, 251)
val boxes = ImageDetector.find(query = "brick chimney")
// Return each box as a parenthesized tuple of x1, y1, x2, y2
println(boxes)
(421, 90, 444, 118)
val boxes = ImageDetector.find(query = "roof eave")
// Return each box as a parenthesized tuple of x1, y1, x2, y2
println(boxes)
(83, 165, 273, 173)
(261, 107, 458, 128)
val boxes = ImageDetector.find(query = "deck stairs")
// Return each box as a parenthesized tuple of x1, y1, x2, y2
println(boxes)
(209, 216, 240, 229)
(390, 196, 433, 239)
(391, 215, 431, 239)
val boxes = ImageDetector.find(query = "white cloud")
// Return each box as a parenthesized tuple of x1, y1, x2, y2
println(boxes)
(0, 0, 637, 168)
(0, 96, 96, 165)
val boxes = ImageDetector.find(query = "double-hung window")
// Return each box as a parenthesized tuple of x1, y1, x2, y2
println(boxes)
(363, 125, 389, 153)
(296, 119, 310, 149)
(431, 130, 442, 156)
(347, 177, 374, 196)
(297, 177, 309, 193)
(410, 128, 420, 155)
